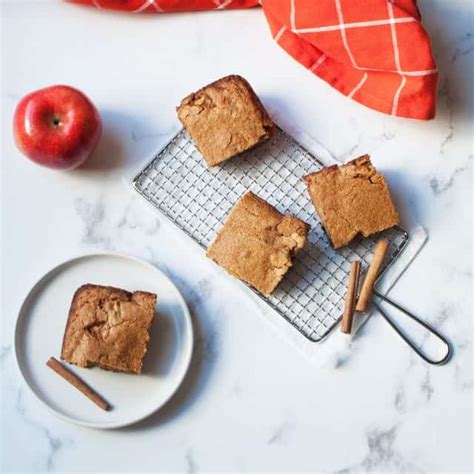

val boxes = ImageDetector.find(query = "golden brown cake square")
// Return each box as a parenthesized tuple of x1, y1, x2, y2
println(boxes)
(304, 155, 399, 249)
(177, 75, 274, 167)
(61, 284, 157, 375)
(207, 192, 309, 295)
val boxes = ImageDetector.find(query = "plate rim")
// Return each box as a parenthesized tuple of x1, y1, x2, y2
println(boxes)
(14, 251, 194, 429)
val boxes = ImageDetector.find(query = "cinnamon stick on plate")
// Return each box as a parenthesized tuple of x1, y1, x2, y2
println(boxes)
(356, 239, 390, 313)
(46, 357, 110, 411)
(341, 260, 361, 334)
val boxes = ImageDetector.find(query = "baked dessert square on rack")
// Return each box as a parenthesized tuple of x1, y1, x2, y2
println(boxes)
(207, 191, 309, 295)
(177, 75, 274, 167)
(61, 284, 157, 375)
(304, 155, 399, 249)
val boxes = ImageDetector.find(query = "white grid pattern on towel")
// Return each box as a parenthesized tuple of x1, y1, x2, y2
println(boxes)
(282, 0, 438, 106)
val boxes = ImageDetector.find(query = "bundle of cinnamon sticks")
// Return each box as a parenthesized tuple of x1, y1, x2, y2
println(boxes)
(341, 239, 389, 334)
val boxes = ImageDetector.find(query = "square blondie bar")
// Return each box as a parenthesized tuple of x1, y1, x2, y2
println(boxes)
(207, 192, 309, 295)
(61, 284, 157, 374)
(304, 155, 399, 249)
(177, 75, 274, 167)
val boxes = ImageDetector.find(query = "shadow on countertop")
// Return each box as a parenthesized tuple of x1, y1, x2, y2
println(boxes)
(117, 276, 217, 432)
(76, 109, 130, 173)
(420, 0, 474, 124)
(75, 109, 178, 174)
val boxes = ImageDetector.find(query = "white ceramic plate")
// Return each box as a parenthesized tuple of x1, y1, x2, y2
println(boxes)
(14, 253, 193, 429)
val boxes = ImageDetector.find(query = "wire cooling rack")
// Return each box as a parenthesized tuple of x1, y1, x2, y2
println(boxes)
(133, 127, 409, 342)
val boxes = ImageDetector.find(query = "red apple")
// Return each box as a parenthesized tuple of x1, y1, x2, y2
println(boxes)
(13, 85, 102, 170)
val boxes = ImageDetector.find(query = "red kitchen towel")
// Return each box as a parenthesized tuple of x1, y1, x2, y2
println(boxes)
(70, 0, 438, 119)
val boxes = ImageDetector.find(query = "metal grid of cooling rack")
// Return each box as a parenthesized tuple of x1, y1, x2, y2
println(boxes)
(133, 127, 409, 342)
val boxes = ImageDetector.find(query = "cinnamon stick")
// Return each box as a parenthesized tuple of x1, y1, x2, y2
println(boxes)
(355, 239, 389, 313)
(46, 357, 110, 411)
(341, 260, 361, 334)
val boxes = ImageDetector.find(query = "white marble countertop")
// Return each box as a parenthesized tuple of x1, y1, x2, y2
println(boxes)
(1, 1, 472, 472)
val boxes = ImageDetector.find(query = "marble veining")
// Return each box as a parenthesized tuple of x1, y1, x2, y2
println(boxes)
(185, 449, 197, 474)
(267, 420, 295, 445)
(333, 347, 352, 369)
(450, 31, 473, 63)
(340, 425, 422, 474)
(14, 389, 71, 472)
(75, 194, 163, 251)
(74, 196, 109, 247)
(0, 344, 12, 362)
(117, 198, 161, 236)
(394, 385, 407, 414)
(438, 78, 455, 156)
(429, 157, 472, 195)
(420, 369, 434, 402)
